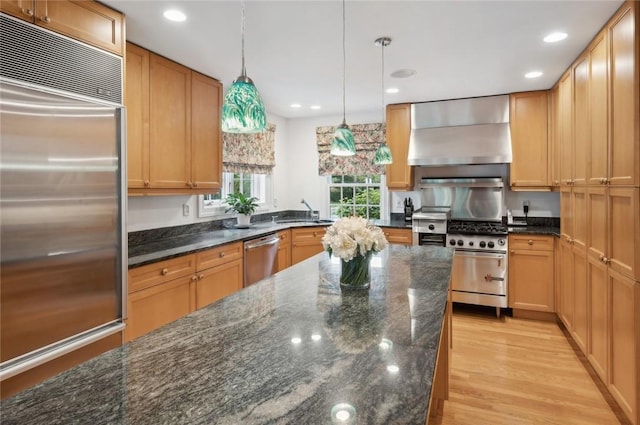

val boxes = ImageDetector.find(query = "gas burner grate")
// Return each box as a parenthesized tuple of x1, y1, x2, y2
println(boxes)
(447, 220, 508, 236)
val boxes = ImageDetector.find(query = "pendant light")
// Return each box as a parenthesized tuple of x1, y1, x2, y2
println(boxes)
(221, 0, 267, 133)
(330, 0, 356, 156)
(374, 37, 393, 165)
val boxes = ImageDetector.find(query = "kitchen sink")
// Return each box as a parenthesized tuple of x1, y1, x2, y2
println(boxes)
(275, 219, 333, 224)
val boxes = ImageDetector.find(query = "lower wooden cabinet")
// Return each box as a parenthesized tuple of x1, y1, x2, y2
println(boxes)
(587, 254, 609, 381)
(557, 238, 574, 330)
(382, 227, 412, 245)
(508, 235, 555, 312)
(572, 246, 588, 353)
(275, 229, 292, 273)
(291, 226, 327, 265)
(196, 259, 242, 309)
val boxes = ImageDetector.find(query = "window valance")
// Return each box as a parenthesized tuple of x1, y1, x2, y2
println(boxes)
(223, 123, 276, 174)
(316, 123, 386, 176)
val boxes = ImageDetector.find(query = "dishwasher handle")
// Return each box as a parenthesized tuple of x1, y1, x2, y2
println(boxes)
(244, 235, 279, 250)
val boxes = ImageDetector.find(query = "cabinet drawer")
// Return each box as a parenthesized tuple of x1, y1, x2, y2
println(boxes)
(508, 235, 554, 251)
(382, 227, 412, 245)
(128, 254, 196, 293)
(196, 242, 243, 271)
(291, 227, 327, 243)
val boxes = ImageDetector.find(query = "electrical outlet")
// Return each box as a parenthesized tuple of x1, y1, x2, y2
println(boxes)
(182, 204, 189, 216)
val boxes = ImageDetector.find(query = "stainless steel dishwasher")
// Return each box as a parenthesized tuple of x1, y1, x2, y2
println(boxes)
(244, 233, 280, 287)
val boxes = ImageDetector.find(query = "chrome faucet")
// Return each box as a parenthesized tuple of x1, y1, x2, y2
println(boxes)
(301, 198, 319, 219)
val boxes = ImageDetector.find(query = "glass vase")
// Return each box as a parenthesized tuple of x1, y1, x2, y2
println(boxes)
(340, 253, 372, 290)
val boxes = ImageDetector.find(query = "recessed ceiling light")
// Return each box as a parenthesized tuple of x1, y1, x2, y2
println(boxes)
(163, 9, 186, 22)
(386, 88, 399, 94)
(544, 32, 568, 43)
(525, 71, 543, 79)
(390, 69, 417, 79)
(310, 105, 321, 110)
(290, 103, 302, 108)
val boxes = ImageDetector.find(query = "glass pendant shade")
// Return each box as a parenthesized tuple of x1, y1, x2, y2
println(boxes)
(331, 123, 356, 156)
(374, 143, 393, 165)
(221, 76, 267, 133)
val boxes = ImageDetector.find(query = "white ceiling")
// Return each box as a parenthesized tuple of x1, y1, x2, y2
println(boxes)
(102, 0, 623, 119)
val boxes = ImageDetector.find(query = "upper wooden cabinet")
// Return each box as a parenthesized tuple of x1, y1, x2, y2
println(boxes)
(509, 91, 550, 189)
(558, 70, 574, 187)
(549, 86, 562, 188)
(125, 43, 223, 194)
(385, 104, 414, 190)
(572, 55, 589, 186)
(588, 32, 609, 186)
(1, 0, 124, 55)
(608, 3, 639, 187)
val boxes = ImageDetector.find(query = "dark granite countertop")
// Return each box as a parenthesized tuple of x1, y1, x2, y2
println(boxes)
(129, 219, 411, 268)
(1, 245, 454, 425)
(508, 226, 560, 237)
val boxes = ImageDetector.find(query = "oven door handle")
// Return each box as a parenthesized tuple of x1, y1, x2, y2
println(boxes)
(453, 251, 505, 260)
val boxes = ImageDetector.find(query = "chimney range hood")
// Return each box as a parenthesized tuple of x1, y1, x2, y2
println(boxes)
(407, 95, 512, 166)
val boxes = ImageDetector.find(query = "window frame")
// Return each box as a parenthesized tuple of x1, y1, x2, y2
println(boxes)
(198, 172, 272, 218)
(326, 174, 389, 220)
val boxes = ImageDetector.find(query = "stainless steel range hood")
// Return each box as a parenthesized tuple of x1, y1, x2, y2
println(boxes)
(407, 95, 512, 166)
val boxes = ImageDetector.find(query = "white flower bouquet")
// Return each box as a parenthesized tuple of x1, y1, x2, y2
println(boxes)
(322, 217, 388, 288)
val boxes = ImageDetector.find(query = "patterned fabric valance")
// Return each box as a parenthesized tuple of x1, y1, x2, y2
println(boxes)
(223, 123, 276, 174)
(316, 123, 386, 176)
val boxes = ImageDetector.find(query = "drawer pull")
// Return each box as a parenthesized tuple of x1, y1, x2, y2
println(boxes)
(22, 8, 34, 16)
(161, 268, 169, 276)
(199, 274, 204, 280)
(219, 252, 225, 257)
(191, 275, 198, 282)
(527, 239, 533, 245)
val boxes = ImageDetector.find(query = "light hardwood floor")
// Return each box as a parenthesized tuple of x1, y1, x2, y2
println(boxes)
(432, 305, 628, 425)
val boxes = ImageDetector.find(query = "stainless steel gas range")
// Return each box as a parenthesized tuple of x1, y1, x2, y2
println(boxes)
(414, 177, 509, 315)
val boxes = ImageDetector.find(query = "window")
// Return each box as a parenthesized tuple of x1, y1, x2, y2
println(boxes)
(328, 175, 384, 219)
(199, 172, 269, 217)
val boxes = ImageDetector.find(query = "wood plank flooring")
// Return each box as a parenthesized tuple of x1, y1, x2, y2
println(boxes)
(431, 305, 628, 425)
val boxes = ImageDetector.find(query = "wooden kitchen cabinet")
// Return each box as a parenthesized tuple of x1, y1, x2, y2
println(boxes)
(608, 3, 640, 187)
(0, 0, 124, 55)
(560, 188, 573, 242)
(509, 91, 550, 189)
(385, 103, 414, 190)
(128, 254, 196, 294)
(549, 85, 562, 188)
(126, 43, 222, 194)
(572, 187, 587, 251)
(275, 229, 292, 273)
(382, 227, 412, 245)
(572, 246, 588, 353)
(609, 270, 640, 425)
(572, 55, 589, 187)
(508, 235, 555, 312)
(609, 187, 640, 281)
(587, 254, 609, 382)
(588, 32, 609, 186)
(558, 70, 574, 187)
(557, 238, 574, 331)
(195, 258, 242, 309)
(291, 226, 327, 265)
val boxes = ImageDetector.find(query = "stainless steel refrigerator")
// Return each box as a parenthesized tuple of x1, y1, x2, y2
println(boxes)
(0, 78, 126, 380)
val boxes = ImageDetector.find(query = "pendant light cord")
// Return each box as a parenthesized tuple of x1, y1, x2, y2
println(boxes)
(341, 0, 347, 125)
(381, 40, 385, 124)
(241, 0, 246, 76)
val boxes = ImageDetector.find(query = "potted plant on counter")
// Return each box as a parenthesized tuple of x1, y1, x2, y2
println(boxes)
(225, 192, 259, 228)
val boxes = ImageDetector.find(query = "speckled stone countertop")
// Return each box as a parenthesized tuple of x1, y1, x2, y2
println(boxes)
(1, 245, 453, 425)
(508, 226, 560, 237)
(129, 218, 411, 268)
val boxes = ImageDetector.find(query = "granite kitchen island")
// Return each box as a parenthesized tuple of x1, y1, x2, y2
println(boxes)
(1, 245, 453, 425)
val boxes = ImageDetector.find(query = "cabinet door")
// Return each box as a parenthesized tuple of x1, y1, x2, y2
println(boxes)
(191, 72, 222, 190)
(588, 33, 609, 186)
(149, 54, 191, 189)
(196, 259, 242, 309)
(549, 85, 562, 188)
(587, 186, 608, 261)
(587, 255, 609, 382)
(509, 91, 549, 188)
(572, 187, 587, 251)
(508, 249, 554, 312)
(572, 56, 589, 186)
(609, 5, 639, 186)
(0, 0, 36, 21)
(558, 70, 574, 186)
(275, 230, 292, 273)
(385, 104, 413, 190)
(608, 269, 638, 423)
(609, 187, 639, 280)
(126, 275, 196, 341)
(291, 227, 327, 265)
(558, 238, 574, 330)
(572, 246, 588, 353)
(560, 188, 573, 241)
(382, 228, 412, 245)
(34, 0, 124, 55)
(128, 254, 196, 293)
(125, 43, 150, 189)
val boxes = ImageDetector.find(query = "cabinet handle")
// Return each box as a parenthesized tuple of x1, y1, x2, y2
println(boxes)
(186, 182, 193, 188)
(599, 254, 605, 261)
(21, 8, 34, 16)
(192, 182, 198, 188)
(554, 180, 560, 186)
(219, 252, 225, 257)
(161, 268, 169, 276)
(602, 257, 610, 264)
(313, 232, 317, 237)
(191, 275, 198, 282)
(144, 180, 150, 187)
(605, 178, 610, 185)
(510, 250, 515, 254)
(527, 239, 533, 245)
(198, 274, 204, 280)
(40, 15, 51, 23)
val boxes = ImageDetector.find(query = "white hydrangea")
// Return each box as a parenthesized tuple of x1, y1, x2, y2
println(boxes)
(322, 216, 388, 261)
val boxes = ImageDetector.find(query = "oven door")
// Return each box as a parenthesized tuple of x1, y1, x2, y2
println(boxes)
(413, 233, 446, 247)
(451, 250, 507, 304)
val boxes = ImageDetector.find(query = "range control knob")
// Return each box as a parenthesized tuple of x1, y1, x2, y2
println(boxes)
(479, 241, 486, 248)
(457, 240, 464, 247)
(487, 241, 495, 249)
(449, 239, 456, 246)
(498, 239, 506, 246)
(428, 224, 435, 230)
(468, 241, 474, 247)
